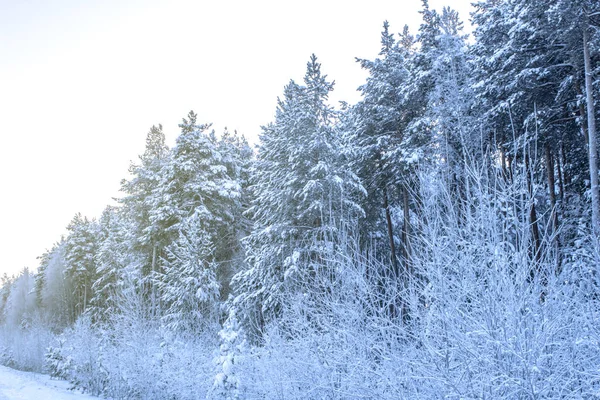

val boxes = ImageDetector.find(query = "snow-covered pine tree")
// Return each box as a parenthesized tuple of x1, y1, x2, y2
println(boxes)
(119, 124, 170, 314)
(150, 113, 239, 248)
(233, 55, 364, 336)
(158, 211, 220, 333)
(216, 128, 253, 299)
(63, 213, 99, 321)
(149, 112, 240, 311)
(212, 309, 248, 399)
(0, 274, 13, 325)
(33, 241, 72, 329)
(3, 268, 36, 329)
(34, 249, 51, 309)
(90, 206, 131, 324)
(407, 6, 479, 241)
(425, 7, 475, 169)
(349, 21, 419, 276)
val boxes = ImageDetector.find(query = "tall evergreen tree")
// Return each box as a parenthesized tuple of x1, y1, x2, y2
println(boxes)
(349, 21, 423, 275)
(119, 124, 171, 314)
(63, 213, 99, 321)
(216, 128, 254, 298)
(149, 112, 240, 249)
(158, 211, 220, 333)
(37, 241, 71, 329)
(90, 206, 131, 323)
(233, 55, 364, 334)
(149, 112, 241, 319)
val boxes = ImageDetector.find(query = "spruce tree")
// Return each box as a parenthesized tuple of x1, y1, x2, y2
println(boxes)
(233, 55, 364, 335)
(158, 211, 220, 333)
(349, 21, 421, 274)
(119, 124, 170, 314)
(63, 213, 99, 321)
(90, 206, 131, 323)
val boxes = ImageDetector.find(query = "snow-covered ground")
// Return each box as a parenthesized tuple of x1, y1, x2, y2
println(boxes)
(0, 365, 96, 400)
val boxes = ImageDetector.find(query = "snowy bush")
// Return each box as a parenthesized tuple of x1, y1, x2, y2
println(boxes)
(51, 280, 219, 399)
(211, 308, 249, 399)
(0, 318, 55, 372)
(45, 338, 73, 379)
(216, 164, 600, 399)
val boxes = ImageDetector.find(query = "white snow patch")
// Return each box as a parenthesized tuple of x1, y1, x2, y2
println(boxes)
(0, 365, 97, 399)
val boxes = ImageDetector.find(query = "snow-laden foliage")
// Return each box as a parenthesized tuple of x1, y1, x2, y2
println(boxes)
(63, 214, 99, 321)
(149, 111, 240, 247)
(159, 211, 220, 333)
(212, 309, 248, 399)
(233, 54, 365, 336)
(45, 279, 218, 399)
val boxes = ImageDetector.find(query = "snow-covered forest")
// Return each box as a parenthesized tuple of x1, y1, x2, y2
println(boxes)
(2, 1, 600, 398)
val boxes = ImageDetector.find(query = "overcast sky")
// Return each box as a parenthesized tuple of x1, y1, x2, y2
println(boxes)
(0, 0, 473, 276)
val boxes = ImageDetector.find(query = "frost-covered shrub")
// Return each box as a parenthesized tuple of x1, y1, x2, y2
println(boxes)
(219, 164, 600, 399)
(401, 166, 600, 398)
(211, 309, 249, 399)
(90, 324, 217, 399)
(0, 346, 15, 369)
(0, 317, 55, 372)
(45, 338, 73, 379)
(53, 282, 219, 399)
(56, 316, 108, 396)
(220, 238, 413, 400)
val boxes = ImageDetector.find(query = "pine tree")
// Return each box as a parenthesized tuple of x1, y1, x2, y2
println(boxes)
(37, 241, 72, 329)
(216, 128, 253, 298)
(349, 21, 422, 275)
(90, 206, 131, 323)
(158, 211, 220, 333)
(4, 268, 36, 329)
(212, 309, 248, 399)
(149, 112, 240, 250)
(233, 55, 364, 335)
(120, 124, 170, 311)
(427, 7, 475, 167)
(63, 213, 99, 321)
(149, 112, 241, 314)
(0, 274, 13, 326)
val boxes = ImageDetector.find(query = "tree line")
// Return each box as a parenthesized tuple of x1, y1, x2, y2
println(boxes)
(1, 1, 600, 398)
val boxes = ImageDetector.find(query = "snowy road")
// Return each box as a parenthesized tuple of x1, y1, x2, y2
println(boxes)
(0, 365, 96, 399)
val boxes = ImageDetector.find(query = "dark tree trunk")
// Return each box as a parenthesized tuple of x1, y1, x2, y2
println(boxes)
(545, 143, 561, 273)
(525, 154, 542, 268)
(583, 19, 600, 235)
(500, 144, 508, 181)
(383, 186, 399, 279)
(556, 143, 565, 202)
(401, 185, 411, 275)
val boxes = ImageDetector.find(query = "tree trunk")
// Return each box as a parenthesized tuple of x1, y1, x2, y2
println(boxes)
(576, 83, 590, 148)
(83, 283, 87, 316)
(383, 186, 402, 320)
(545, 143, 558, 230)
(557, 143, 565, 202)
(545, 143, 561, 272)
(401, 185, 411, 274)
(507, 153, 514, 183)
(151, 244, 157, 316)
(383, 186, 399, 279)
(583, 20, 600, 235)
(525, 154, 542, 268)
(500, 144, 508, 180)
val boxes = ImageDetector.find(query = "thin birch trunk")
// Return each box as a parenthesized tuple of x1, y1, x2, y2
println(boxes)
(583, 19, 600, 235)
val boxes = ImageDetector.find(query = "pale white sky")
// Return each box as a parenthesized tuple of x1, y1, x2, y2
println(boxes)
(0, 0, 472, 276)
